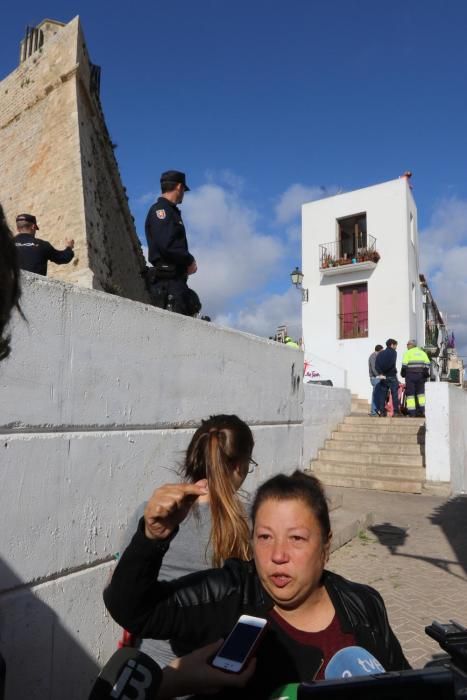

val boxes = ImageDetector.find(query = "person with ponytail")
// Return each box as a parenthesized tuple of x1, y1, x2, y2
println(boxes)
(118, 414, 255, 666)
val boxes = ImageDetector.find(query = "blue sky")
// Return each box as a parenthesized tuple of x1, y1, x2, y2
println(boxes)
(2, 1, 467, 355)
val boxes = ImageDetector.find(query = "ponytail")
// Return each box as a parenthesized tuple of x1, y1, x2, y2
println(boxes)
(183, 415, 253, 567)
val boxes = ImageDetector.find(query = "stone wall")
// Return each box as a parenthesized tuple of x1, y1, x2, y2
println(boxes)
(425, 382, 467, 494)
(0, 273, 303, 699)
(302, 383, 352, 463)
(0, 17, 149, 301)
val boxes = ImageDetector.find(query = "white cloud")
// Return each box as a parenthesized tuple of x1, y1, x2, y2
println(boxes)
(135, 191, 157, 206)
(420, 197, 467, 364)
(274, 184, 342, 225)
(214, 287, 302, 340)
(204, 169, 245, 192)
(183, 184, 286, 317)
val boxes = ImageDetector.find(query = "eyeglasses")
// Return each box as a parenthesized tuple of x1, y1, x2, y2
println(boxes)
(248, 458, 258, 474)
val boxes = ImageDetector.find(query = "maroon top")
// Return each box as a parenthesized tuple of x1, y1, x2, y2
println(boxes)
(268, 608, 356, 680)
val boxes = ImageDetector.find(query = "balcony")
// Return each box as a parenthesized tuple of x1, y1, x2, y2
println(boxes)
(319, 234, 380, 276)
(424, 322, 448, 357)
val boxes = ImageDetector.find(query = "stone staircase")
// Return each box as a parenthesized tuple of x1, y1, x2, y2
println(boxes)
(308, 395, 426, 494)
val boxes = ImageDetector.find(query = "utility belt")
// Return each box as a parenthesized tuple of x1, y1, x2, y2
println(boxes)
(148, 261, 183, 282)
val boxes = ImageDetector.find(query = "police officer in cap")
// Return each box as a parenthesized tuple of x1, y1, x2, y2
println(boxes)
(145, 171, 200, 315)
(14, 213, 74, 276)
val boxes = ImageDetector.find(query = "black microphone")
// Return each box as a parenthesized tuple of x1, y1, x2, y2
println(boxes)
(88, 647, 163, 699)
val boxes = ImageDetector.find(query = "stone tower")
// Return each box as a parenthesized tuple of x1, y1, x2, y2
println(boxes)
(0, 17, 150, 302)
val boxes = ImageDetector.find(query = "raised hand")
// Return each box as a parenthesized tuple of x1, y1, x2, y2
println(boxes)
(144, 480, 208, 540)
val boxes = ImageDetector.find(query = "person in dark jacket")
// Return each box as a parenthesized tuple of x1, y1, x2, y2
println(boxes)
(0, 203, 23, 697)
(374, 338, 400, 416)
(14, 213, 74, 276)
(368, 343, 384, 416)
(145, 170, 199, 315)
(0, 206, 22, 361)
(104, 471, 409, 699)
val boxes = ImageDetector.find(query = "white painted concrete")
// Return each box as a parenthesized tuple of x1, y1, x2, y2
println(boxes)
(0, 273, 305, 699)
(303, 384, 352, 464)
(302, 178, 424, 401)
(425, 383, 467, 493)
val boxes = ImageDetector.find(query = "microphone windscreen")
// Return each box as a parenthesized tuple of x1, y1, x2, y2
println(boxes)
(88, 647, 163, 699)
(324, 646, 385, 680)
(269, 682, 300, 700)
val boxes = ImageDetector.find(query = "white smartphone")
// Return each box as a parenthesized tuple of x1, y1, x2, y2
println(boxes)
(210, 614, 267, 673)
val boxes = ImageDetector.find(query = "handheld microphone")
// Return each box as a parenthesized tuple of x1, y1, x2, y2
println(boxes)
(88, 647, 163, 699)
(324, 646, 385, 679)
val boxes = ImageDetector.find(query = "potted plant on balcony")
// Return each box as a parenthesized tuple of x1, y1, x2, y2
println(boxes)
(371, 250, 380, 263)
(322, 253, 336, 269)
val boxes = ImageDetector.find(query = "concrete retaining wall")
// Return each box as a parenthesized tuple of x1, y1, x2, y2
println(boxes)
(302, 383, 352, 464)
(425, 383, 467, 494)
(0, 274, 304, 699)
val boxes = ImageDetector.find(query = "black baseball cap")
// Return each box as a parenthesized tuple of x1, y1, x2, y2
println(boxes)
(16, 213, 39, 229)
(160, 170, 190, 191)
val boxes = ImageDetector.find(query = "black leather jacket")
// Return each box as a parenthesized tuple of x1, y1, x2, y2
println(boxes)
(104, 520, 410, 697)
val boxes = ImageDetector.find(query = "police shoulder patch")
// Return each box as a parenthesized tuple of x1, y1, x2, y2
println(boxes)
(156, 209, 166, 220)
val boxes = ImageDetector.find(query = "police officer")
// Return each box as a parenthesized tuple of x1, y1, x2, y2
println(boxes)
(14, 214, 74, 276)
(401, 340, 431, 417)
(145, 171, 199, 315)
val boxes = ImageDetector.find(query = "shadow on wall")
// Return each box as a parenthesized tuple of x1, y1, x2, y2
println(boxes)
(0, 558, 99, 700)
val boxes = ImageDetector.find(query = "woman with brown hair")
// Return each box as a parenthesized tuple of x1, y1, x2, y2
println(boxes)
(119, 413, 255, 665)
(107, 470, 409, 698)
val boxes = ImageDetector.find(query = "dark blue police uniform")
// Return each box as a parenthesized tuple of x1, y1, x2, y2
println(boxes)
(14, 234, 74, 276)
(145, 172, 199, 315)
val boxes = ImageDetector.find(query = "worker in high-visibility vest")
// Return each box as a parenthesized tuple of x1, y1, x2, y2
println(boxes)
(401, 340, 431, 417)
(284, 336, 300, 349)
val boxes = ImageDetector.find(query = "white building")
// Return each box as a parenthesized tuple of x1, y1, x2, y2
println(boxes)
(301, 177, 425, 400)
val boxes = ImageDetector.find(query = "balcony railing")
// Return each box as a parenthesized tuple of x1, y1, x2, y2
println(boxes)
(424, 322, 449, 354)
(338, 312, 368, 339)
(320, 234, 379, 270)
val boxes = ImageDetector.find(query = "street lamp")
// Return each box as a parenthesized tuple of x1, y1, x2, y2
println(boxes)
(290, 266, 308, 302)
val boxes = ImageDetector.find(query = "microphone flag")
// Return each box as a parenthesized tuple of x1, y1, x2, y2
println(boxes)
(324, 646, 385, 679)
(88, 646, 163, 699)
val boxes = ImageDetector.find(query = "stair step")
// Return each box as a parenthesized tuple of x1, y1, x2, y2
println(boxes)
(344, 415, 425, 427)
(324, 439, 423, 456)
(317, 447, 423, 467)
(311, 459, 425, 480)
(307, 468, 422, 494)
(331, 430, 424, 445)
(338, 423, 424, 435)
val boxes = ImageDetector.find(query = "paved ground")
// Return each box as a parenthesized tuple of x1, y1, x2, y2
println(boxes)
(326, 486, 467, 668)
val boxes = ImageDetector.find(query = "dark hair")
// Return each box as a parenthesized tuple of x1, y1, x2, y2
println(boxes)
(0, 205, 22, 361)
(16, 221, 34, 231)
(251, 470, 331, 543)
(386, 338, 398, 347)
(161, 181, 178, 194)
(183, 414, 254, 566)
(375, 344, 383, 352)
